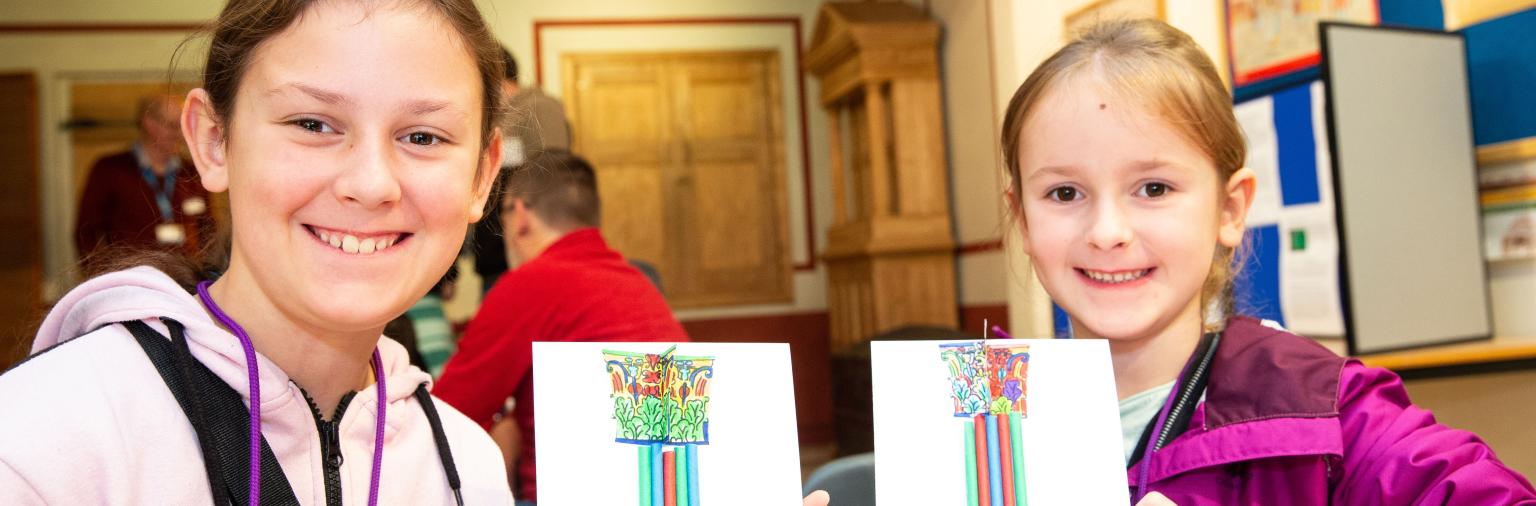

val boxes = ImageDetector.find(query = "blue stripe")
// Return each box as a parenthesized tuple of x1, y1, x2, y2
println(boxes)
(1272, 84, 1322, 206)
(1465, 7, 1536, 145)
(1051, 303, 1071, 339)
(1379, 0, 1445, 30)
(1234, 225, 1285, 326)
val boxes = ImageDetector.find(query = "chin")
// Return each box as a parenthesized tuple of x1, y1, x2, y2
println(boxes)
(1070, 309, 1161, 341)
(300, 287, 411, 332)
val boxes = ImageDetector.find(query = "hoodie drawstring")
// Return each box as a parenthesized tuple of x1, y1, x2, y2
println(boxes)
(196, 281, 387, 506)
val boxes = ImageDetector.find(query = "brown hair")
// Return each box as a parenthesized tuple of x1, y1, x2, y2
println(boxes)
(501, 149, 601, 231)
(97, 0, 508, 291)
(1000, 19, 1246, 331)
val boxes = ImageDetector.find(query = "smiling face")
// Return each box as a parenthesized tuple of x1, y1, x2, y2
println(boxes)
(192, 0, 498, 333)
(1016, 74, 1246, 341)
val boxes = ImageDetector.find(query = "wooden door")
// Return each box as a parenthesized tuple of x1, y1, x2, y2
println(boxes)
(562, 51, 791, 308)
(0, 74, 41, 370)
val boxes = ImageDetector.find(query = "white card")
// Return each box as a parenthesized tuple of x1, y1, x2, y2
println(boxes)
(534, 342, 803, 506)
(872, 338, 1128, 506)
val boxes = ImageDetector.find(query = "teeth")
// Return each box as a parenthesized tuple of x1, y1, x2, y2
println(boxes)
(314, 227, 401, 256)
(1087, 269, 1147, 284)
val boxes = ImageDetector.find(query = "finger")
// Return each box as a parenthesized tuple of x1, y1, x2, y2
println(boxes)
(1135, 491, 1177, 506)
(802, 489, 830, 506)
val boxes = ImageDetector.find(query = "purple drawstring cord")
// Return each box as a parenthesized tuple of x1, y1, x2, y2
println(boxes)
(990, 325, 1013, 340)
(196, 281, 387, 506)
(196, 281, 263, 506)
(369, 349, 386, 506)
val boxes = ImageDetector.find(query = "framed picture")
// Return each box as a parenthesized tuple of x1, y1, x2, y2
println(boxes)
(1226, 0, 1379, 87)
(1065, 0, 1166, 40)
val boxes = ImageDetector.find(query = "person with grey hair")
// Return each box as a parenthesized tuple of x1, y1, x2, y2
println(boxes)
(74, 94, 212, 260)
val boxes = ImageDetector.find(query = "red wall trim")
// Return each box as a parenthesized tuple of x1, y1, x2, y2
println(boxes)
(532, 17, 819, 272)
(956, 239, 1004, 255)
(0, 23, 204, 33)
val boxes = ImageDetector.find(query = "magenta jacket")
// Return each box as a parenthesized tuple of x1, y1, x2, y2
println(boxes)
(1130, 317, 1536, 504)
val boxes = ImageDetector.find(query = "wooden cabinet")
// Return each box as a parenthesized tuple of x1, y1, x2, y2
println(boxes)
(807, 3, 958, 352)
(562, 50, 792, 308)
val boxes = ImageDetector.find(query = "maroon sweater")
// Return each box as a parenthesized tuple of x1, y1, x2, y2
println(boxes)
(434, 228, 688, 501)
(74, 150, 211, 259)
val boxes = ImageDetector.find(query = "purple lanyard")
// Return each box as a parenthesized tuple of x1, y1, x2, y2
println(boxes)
(196, 281, 387, 505)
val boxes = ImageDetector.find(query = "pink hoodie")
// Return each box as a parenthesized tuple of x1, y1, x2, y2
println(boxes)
(0, 267, 513, 504)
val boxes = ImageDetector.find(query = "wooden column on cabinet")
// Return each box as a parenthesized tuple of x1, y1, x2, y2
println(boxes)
(807, 3, 957, 353)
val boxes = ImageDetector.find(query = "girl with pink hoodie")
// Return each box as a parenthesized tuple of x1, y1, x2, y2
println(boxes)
(0, 0, 515, 503)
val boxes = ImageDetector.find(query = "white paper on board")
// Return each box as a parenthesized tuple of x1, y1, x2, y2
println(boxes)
(1279, 202, 1347, 337)
(533, 342, 803, 506)
(1237, 97, 1283, 228)
(871, 339, 1128, 506)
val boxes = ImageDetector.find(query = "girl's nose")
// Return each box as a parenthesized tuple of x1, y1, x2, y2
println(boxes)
(1087, 199, 1133, 251)
(333, 136, 403, 209)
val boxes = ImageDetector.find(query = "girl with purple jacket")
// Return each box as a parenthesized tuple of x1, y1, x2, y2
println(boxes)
(999, 19, 1535, 505)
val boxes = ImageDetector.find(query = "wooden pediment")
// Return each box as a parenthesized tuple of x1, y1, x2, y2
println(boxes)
(805, 2, 939, 79)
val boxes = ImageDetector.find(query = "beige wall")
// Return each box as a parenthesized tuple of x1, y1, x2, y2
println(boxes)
(1404, 370, 1536, 478)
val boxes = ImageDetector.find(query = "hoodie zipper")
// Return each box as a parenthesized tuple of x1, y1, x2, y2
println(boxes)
(301, 387, 358, 506)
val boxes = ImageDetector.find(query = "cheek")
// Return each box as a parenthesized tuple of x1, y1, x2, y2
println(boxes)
(401, 166, 477, 222)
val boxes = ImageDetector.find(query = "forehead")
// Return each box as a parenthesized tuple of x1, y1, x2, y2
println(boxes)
(1018, 74, 1213, 178)
(238, 1, 480, 114)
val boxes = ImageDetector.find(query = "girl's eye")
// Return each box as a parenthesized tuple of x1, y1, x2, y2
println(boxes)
(292, 118, 333, 134)
(1137, 182, 1169, 198)
(1048, 186, 1080, 202)
(404, 132, 441, 146)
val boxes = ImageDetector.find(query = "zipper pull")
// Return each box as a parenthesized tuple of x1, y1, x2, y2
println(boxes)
(323, 423, 344, 468)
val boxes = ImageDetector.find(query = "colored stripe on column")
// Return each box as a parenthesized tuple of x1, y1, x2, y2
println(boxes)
(663, 449, 677, 506)
(676, 446, 689, 506)
(986, 414, 1003, 506)
(964, 421, 979, 506)
(974, 414, 990, 506)
(998, 414, 1016, 506)
(639, 445, 652, 506)
(651, 443, 664, 506)
(687, 445, 700, 506)
(1011, 413, 1027, 506)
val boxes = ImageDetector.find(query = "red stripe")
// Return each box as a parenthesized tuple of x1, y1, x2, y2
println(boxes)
(1237, 54, 1321, 85)
(974, 414, 990, 505)
(999, 415, 1016, 506)
(663, 449, 677, 506)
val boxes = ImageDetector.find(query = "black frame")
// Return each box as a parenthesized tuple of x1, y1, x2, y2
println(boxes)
(1317, 21, 1496, 356)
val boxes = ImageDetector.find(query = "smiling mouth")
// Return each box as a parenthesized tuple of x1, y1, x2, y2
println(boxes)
(1078, 268, 1153, 284)
(305, 225, 411, 255)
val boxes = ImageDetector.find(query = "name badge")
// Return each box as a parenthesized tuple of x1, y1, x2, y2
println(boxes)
(182, 197, 207, 216)
(156, 223, 187, 245)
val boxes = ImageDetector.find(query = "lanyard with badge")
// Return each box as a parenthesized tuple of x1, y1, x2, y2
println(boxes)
(142, 162, 188, 246)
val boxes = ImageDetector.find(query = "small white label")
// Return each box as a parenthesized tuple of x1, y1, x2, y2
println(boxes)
(155, 223, 186, 245)
(182, 197, 207, 216)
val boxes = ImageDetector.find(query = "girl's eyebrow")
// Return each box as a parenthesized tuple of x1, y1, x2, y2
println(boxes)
(1027, 165, 1077, 183)
(266, 82, 352, 106)
(265, 82, 462, 118)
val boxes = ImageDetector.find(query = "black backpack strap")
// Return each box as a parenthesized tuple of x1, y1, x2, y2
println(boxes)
(123, 319, 300, 506)
(414, 383, 465, 506)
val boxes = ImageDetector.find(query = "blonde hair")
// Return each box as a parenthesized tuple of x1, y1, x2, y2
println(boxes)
(1000, 19, 1246, 332)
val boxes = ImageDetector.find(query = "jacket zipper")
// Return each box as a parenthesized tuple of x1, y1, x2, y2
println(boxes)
(302, 388, 358, 506)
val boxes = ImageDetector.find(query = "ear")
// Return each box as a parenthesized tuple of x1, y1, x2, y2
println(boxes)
(181, 89, 229, 193)
(467, 128, 504, 223)
(1004, 188, 1033, 255)
(1217, 167, 1257, 249)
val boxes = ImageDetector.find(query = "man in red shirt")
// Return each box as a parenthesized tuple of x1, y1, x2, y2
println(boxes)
(433, 150, 688, 504)
(75, 95, 212, 261)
